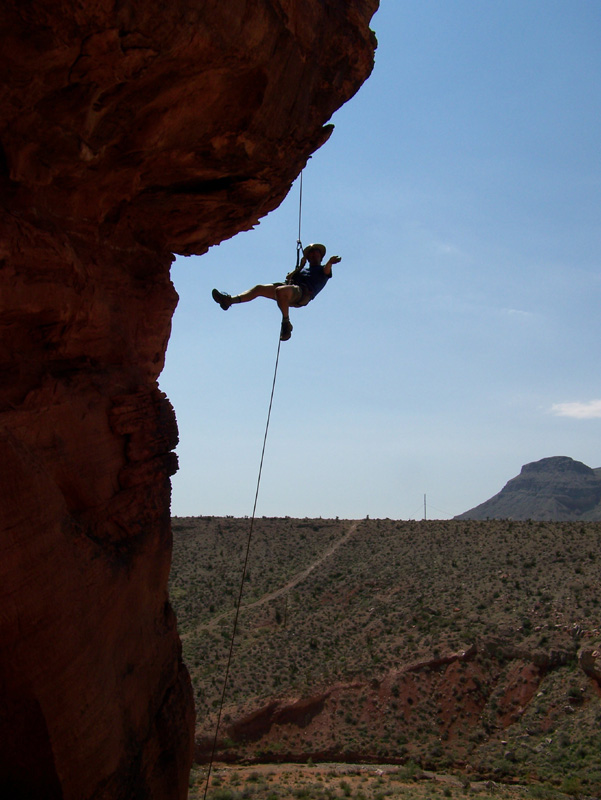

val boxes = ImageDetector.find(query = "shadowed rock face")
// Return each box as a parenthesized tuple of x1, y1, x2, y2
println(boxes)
(0, 2, 378, 797)
(456, 456, 601, 521)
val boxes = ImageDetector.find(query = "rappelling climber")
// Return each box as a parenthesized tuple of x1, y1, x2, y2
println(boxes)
(211, 243, 341, 341)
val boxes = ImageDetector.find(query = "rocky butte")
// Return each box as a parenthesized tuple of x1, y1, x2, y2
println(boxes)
(455, 456, 601, 521)
(0, 2, 378, 798)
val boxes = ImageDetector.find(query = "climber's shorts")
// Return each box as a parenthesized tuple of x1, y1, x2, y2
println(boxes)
(273, 281, 312, 308)
(288, 283, 313, 308)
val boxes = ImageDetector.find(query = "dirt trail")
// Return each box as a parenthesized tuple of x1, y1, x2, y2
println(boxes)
(195, 520, 361, 630)
(243, 519, 361, 611)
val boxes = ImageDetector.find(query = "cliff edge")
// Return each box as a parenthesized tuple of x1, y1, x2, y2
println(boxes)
(0, 2, 378, 798)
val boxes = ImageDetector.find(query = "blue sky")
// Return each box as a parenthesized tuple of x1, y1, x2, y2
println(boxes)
(161, 1, 601, 520)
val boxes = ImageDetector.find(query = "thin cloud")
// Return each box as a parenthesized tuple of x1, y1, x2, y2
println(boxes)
(551, 400, 601, 419)
(504, 308, 534, 319)
(435, 242, 463, 257)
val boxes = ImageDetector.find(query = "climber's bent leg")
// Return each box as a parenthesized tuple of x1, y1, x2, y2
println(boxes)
(274, 284, 299, 319)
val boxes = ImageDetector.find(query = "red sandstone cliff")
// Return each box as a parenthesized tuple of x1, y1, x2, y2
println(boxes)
(0, 2, 377, 797)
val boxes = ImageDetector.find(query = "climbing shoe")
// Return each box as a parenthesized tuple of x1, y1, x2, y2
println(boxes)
(212, 288, 232, 310)
(280, 317, 293, 341)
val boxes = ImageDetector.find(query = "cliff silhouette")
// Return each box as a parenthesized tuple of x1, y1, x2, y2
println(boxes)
(0, 3, 378, 797)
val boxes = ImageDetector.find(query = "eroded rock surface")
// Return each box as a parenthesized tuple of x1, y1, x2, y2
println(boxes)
(196, 642, 597, 768)
(0, 2, 377, 797)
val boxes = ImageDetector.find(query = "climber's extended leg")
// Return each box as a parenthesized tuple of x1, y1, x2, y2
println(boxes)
(211, 283, 300, 341)
(212, 288, 233, 310)
(234, 284, 278, 303)
(212, 284, 281, 309)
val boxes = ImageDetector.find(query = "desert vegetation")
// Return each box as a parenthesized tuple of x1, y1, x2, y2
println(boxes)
(189, 762, 577, 800)
(170, 518, 601, 793)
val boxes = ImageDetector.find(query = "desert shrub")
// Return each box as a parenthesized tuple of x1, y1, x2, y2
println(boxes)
(490, 758, 514, 777)
(560, 776, 582, 796)
(399, 761, 422, 782)
(526, 786, 562, 800)
(210, 790, 241, 800)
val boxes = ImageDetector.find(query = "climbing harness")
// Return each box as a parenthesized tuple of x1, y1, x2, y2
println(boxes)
(202, 172, 304, 800)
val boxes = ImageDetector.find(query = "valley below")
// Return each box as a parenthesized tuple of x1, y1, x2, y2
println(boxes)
(170, 517, 601, 796)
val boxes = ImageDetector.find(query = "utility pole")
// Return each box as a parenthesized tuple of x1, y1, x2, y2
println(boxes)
(424, 493, 427, 520)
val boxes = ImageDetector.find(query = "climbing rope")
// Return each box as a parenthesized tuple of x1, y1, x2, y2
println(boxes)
(296, 169, 304, 267)
(202, 171, 303, 799)
(202, 336, 282, 800)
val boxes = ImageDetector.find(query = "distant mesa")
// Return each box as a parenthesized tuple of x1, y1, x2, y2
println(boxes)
(455, 456, 601, 521)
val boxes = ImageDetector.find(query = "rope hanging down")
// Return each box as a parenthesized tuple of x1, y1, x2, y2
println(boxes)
(202, 337, 282, 799)
(202, 172, 303, 799)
